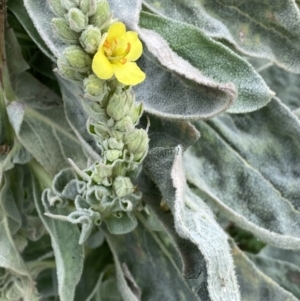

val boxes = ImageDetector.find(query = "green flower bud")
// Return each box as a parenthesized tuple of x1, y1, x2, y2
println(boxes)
(130, 102, 144, 125)
(79, 25, 101, 54)
(51, 18, 79, 44)
(108, 137, 124, 150)
(79, 0, 97, 16)
(89, 0, 110, 28)
(90, 122, 110, 139)
(83, 74, 108, 97)
(61, 0, 79, 10)
(114, 116, 134, 132)
(48, 0, 66, 17)
(66, 8, 88, 32)
(64, 45, 91, 69)
(107, 91, 134, 121)
(113, 176, 135, 198)
(91, 162, 112, 184)
(124, 128, 149, 161)
(57, 56, 83, 80)
(105, 149, 122, 162)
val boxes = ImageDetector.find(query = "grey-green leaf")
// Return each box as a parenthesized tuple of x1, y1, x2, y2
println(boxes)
(57, 76, 101, 161)
(248, 253, 300, 299)
(136, 51, 235, 119)
(7, 73, 86, 176)
(107, 0, 141, 29)
(24, 0, 65, 57)
(258, 64, 300, 110)
(143, 0, 300, 73)
(231, 241, 299, 301)
(0, 168, 37, 301)
(260, 246, 300, 267)
(139, 12, 273, 113)
(105, 221, 198, 301)
(144, 146, 240, 300)
(184, 98, 300, 248)
(8, 0, 54, 61)
(32, 164, 84, 301)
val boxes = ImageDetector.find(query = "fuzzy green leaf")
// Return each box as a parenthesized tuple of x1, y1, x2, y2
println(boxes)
(185, 98, 300, 248)
(260, 246, 300, 267)
(248, 253, 300, 299)
(57, 77, 101, 161)
(144, 146, 240, 300)
(107, 0, 141, 29)
(5, 28, 29, 75)
(74, 241, 113, 301)
(7, 73, 86, 176)
(258, 64, 300, 110)
(8, 0, 54, 61)
(32, 163, 84, 301)
(136, 51, 235, 119)
(0, 168, 37, 301)
(106, 221, 199, 301)
(143, 0, 300, 73)
(231, 241, 299, 301)
(139, 12, 273, 113)
(24, 0, 65, 57)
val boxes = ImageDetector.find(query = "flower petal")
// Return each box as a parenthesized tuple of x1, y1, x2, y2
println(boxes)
(122, 32, 143, 61)
(107, 22, 126, 41)
(92, 49, 114, 80)
(113, 62, 146, 86)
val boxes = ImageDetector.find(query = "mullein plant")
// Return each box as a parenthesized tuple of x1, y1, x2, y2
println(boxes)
(44, 0, 149, 244)
(2, 0, 300, 300)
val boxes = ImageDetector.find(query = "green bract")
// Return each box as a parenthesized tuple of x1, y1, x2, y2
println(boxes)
(1, 0, 300, 300)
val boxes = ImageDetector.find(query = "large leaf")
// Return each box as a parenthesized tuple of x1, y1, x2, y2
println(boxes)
(74, 241, 113, 301)
(31, 161, 84, 301)
(231, 241, 299, 301)
(143, 0, 300, 73)
(136, 50, 235, 119)
(184, 98, 300, 248)
(57, 76, 101, 161)
(248, 252, 300, 299)
(7, 72, 86, 176)
(144, 146, 240, 300)
(0, 167, 38, 301)
(106, 220, 199, 301)
(139, 12, 273, 113)
(8, 0, 54, 61)
(107, 0, 141, 29)
(258, 64, 300, 110)
(24, 0, 65, 57)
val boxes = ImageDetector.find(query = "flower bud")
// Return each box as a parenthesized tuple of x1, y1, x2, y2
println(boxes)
(89, 0, 110, 28)
(106, 91, 134, 121)
(51, 18, 79, 44)
(113, 176, 135, 197)
(61, 0, 79, 10)
(114, 116, 134, 132)
(66, 8, 88, 32)
(105, 149, 122, 162)
(130, 102, 143, 125)
(79, 0, 97, 16)
(83, 74, 108, 97)
(108, 137, 124, 150)
(57, 56, 83, 80)
(124, 128, 149, 161)
(79, 25, 101, 54)
(64, 45, 91, 69)
(48, 0, 66, 17)
(91, 162, 112, 184)
(90, 122, 110, 139)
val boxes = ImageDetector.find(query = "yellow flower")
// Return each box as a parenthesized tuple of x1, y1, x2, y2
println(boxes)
(92, 22, 145, 86)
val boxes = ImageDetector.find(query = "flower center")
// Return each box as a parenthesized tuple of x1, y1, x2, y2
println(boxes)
(104, 38, 131, 65)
